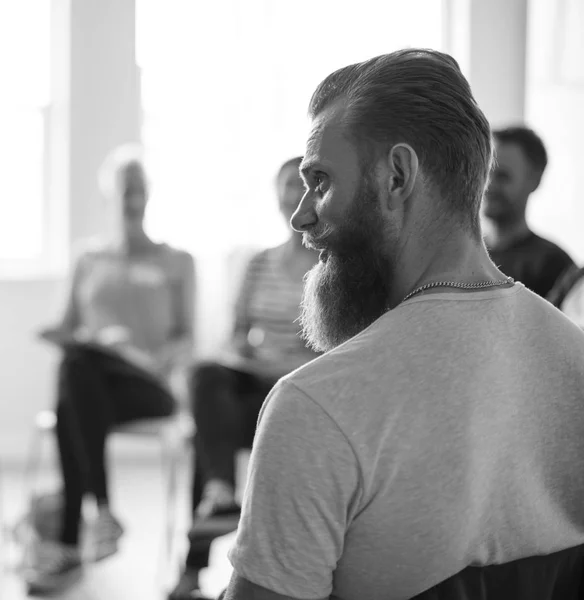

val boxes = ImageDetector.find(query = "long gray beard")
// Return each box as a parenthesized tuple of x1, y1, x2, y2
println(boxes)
(300, 252, 392, 353)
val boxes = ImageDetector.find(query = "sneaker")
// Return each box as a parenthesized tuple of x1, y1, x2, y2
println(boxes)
(195, 480, 237, 520)
(86, 509, 124, 562)
(24, 540, 82, 595)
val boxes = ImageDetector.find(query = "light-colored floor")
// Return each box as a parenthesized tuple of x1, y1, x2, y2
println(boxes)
(0, 453, 236, 600)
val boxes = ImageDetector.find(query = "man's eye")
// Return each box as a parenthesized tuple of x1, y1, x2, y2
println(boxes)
(314, 174, 328, 193)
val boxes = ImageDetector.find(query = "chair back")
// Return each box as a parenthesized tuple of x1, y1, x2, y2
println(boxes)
(412, 545, 584, 600)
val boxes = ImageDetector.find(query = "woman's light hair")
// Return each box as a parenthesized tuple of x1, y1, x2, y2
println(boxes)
(97, 143, 148, 199)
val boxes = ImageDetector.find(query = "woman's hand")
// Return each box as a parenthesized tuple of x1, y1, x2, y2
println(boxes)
(230, 334, 254, 359)
(93, 326, 158, 373)
(38, 325, 89, 346)
(115, 345, 157, 373)
(154, 338, 194, 374)
(93, 325, 132, 347)
(38, 326, 72, 345)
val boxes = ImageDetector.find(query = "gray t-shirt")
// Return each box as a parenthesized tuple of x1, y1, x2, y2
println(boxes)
(75, 242, 190, 355)
(229, 284, 584, 600)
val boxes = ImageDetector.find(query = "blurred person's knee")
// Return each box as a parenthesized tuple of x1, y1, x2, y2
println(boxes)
(57, 348, 100, 407)
(189, 361, 233, 413)
(58, 348, 95, 385)
(59, 347, 93, 373)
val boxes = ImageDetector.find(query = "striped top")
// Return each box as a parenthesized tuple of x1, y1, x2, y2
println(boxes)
(233, 246, 318, 368)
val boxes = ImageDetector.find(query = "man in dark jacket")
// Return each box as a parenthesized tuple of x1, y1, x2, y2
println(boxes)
(483, 126, 574, 298)
(548, 263, 584, 327)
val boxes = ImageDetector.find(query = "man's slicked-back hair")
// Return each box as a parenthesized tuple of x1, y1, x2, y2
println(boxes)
(493, 126, 548, 175)
(309, 49, 493, 236)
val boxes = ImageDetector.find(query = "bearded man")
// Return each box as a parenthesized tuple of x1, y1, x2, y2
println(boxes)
(222, 49, 584, 600)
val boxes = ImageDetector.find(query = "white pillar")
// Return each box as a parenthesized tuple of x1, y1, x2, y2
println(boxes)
(66, 0, 140, 245)
(0, 1, 140, 464)
(467, 0, 528, 127)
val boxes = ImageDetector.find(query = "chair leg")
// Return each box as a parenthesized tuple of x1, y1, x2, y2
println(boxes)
(157, 429, 194, 589)
(23, 426, 45, 507)
(16, 424, 47, 571)
(166, 442, 178, 569)
(157, 432, 179, 588)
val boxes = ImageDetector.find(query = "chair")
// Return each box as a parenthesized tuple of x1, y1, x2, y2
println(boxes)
(411, 544, 584, 599)
(22, 406, 195, 583)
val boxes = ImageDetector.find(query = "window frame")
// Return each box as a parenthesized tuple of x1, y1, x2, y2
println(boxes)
(0, 104, 64, 279)
(0, 1, 66, 280)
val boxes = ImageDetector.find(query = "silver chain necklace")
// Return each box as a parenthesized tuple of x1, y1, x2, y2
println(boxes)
(401, 277, 514, 304)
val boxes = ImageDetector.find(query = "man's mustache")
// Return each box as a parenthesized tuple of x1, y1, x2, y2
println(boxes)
(302, 224, 335, 251)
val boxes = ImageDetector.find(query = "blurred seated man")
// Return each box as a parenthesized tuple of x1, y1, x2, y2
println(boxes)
(28, 144, 195, 595)
(169, 157, 319, 600)
(483, 126, 574, 298)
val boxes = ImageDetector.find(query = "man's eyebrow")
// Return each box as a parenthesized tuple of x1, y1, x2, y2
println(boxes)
(300, 159, 319, 178)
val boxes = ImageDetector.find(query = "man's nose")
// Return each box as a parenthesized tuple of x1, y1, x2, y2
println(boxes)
(290, 192, 318, 232)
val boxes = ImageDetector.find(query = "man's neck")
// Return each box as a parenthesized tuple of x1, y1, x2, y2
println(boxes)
(390, 227, 508, 309)
(484, 218, 531, 252)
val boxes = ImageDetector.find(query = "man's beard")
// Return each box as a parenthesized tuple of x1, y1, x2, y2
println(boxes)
(299, 175, 393, 352)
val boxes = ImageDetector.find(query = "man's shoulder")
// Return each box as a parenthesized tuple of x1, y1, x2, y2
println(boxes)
(283, 315, 398, 404)
(286, 287, 584, 391)
(520, 284, 584, 344)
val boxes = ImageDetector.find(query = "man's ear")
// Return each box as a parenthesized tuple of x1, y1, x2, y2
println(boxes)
(385, 143, 419, 210)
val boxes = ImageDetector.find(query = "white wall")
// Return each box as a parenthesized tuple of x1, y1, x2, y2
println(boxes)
(0, 281, 62, 462)
(0, 0, 556, 462)
(138, 0, 446, 360)
(525, 0, 584, 263)
(463, 0, 584, 263)
(467, 0, 527, 127)
(0, 0, 140, 463)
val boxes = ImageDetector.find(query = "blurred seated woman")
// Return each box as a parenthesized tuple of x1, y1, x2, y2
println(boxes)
(169, 157, 319, 600)
(29, 144, 195, 594)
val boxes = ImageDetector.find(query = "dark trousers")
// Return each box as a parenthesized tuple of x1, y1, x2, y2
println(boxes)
(185, 362, 275, 570)
(55, 346, 174, 545)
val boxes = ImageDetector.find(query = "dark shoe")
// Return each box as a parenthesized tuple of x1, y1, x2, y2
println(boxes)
(86, 510, 125, 562)
(24, 540, 83, 596)
(168, 568, 213, 600)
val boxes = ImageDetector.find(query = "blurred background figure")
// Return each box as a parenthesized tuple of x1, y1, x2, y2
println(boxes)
(168, 158, 319, 600)
(28, 145, 194, 594)
(483, 127, 575, 298)
(548, 262, 584, 327)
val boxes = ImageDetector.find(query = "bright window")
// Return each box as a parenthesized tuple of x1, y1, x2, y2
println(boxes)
(137, 0, 445, 257)
(0, 1, 51, 272)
